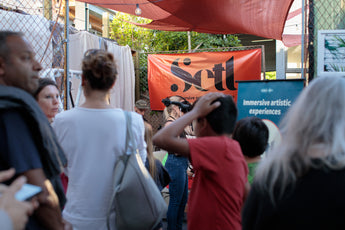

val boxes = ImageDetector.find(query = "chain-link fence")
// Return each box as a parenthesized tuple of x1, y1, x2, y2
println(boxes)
(0, 0, 69, 107)
(307, 0, 345, 80)
(137, 46, 265, 134)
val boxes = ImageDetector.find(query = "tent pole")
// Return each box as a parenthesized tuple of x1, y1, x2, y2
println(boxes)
(261, 45, 266, 80)
(64, 0, 70, 110)
(187, 31, 191, 53)
(301, 0, 306, 79)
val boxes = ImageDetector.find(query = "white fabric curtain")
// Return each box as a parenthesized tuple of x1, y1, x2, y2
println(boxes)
(107, 42, 135, 111)
(69, 31, 135, 110)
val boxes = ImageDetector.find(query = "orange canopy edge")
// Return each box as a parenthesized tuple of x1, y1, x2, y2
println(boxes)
(79, 0, 295, 40)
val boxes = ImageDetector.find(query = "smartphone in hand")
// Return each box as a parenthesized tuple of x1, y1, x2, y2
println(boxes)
(15, 184, 42, 201)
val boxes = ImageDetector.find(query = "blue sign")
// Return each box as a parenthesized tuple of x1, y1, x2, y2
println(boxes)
(237, 80, 304, 125)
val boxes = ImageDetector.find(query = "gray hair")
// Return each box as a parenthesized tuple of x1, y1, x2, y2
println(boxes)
(0, 31, 23, 59)
(255, 75, 345, 202)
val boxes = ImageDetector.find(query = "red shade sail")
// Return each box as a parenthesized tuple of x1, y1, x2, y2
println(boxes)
(79, 0, 295, 40)
(282, 0, 303, 47)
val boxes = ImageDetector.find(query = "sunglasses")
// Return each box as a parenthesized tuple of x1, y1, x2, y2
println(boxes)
(83, 49, 106, 58)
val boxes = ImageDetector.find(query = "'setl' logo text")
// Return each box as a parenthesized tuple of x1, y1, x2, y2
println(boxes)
(170, 57, 236, 92)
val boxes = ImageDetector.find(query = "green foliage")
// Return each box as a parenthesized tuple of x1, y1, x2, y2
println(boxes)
(265, 71, 276, 80)
(190, 32, 241, 49)
(149, 31, 189, 51)
(110, 13, 152, 51)
(148, 31, 241, 51)
(110, 12, 242, 93)
(139, 53, 148, 92)
(110, 12, 242, 53)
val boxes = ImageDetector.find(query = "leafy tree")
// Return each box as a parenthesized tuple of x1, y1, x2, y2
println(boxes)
(149, 31, 189, 51)
(110, 12, 242, 92)
(110, 12, 242, 52)
(190, 32, 241, 50)
(110, 13, 152, 51)
(148, 31, 241, 51)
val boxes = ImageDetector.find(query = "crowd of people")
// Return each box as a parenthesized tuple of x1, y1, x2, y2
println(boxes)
(1, 30, 345, 230)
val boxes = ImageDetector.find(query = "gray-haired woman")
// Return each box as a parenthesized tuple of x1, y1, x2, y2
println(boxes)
(242, 75, 345, 230)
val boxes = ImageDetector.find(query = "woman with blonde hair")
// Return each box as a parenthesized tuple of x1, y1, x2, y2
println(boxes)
(161, 95, 192, 230)
(53, 49, 147, 230)
(144, 122, 170, 230)
(242, 75, 345, 230)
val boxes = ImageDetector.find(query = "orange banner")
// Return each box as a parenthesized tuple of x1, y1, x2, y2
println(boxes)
(148, 49, 262, 110)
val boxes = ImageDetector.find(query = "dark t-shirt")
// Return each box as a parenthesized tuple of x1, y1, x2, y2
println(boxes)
(145, 157, 170, 191)
(242, 166, 345, 230)
(0, 110, 42, 173)
(0, 110, 47, 229)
